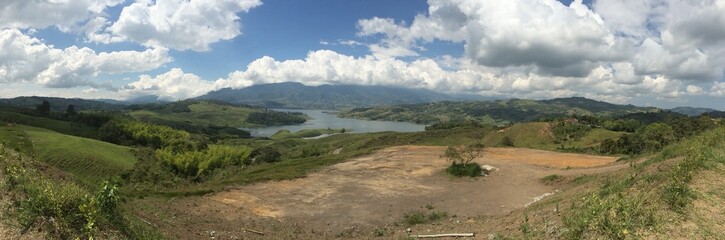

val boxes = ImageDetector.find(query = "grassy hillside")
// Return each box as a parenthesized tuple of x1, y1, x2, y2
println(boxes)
(0, 108, 98, 138)
(197, 82, 481, 109)
(340, 97, 657, 124)
(128, 100, 306, 129)
(0, 96, 124, 112)
(20, 125, 136, 186)
(479, 122, 626, 151)
(129, 101, 258, 127)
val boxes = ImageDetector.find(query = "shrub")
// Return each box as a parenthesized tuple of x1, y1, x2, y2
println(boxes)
(446, 163, 485, 177)
(249, 147, 282, 163)
(403, 211, 448, 226)
(501, 136, 514, 147)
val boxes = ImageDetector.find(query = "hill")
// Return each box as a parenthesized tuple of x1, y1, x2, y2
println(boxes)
(339, 97, 658, 124)
(196, 82, 483, 109)
(2, 125, 136, 186)
(126, 100, 307, 138)
(669, 106, 718, 116)
(0, 96, 124, 112)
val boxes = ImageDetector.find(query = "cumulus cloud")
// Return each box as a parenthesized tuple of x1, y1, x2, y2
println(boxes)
(358, 0, 628, 77)
(104, 0, 262, 51)
(0, 0, 123, 30)
(0, 29, 171, 88)
(119, 68, 219, 100)
(119, 49, 718, 104)
(596, 0, 725, 83)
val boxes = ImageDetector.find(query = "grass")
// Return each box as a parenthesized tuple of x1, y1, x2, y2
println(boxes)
(21, 125, 137, 186)
(0, 110, 98, 138)
(482, 122, 626, 151)
(403, 211, 448, 226)
(270, 128, 343, 139)
(0, 125, 34, 154)
(560, 126, 725, 239)
(540, 174, 562, 183)
(129, 102, 259, 128)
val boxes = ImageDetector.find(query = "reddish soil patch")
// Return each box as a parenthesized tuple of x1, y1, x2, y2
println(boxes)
(135, 146, 622, 239)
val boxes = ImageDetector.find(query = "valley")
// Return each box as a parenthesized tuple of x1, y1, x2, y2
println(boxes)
(0, 95, 722, 239)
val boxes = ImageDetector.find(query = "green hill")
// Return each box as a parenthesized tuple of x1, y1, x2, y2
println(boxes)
(340, 97, 658, 124)
(127, 100, 306, 128)
(0, 96, 124, 112)
(197, 82, 485, 109)
(13, 125, 136, 186)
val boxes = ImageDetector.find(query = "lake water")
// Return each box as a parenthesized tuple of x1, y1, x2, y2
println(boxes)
(243, 109, 426, 137)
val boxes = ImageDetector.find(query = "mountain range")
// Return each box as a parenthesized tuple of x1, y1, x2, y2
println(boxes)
(196, 82, 486, 109)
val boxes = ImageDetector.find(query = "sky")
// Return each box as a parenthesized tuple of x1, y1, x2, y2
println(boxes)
(1, 0, 724, 110)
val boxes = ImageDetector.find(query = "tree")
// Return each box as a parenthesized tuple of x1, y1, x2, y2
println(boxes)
(442, 142, 487, 177)
(501, 136, 514, 147)
(36, 100, 51, 115)
(443, 143, 485, 165)
(65, 104, 77, 117)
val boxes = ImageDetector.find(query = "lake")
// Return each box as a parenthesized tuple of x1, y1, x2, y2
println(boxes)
(243, 109, 426, 137)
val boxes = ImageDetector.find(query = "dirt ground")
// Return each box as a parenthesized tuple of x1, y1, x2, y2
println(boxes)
(135, 146, 624, 239)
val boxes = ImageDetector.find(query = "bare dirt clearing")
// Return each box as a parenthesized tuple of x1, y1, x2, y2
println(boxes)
(137, 146, 622, 239)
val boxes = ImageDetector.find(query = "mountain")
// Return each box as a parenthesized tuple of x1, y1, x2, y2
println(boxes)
(197, 82, 485, 109)
(668, 107, 718, 116)
(0, 96, 124, 112)
(339, 97, 659, 124)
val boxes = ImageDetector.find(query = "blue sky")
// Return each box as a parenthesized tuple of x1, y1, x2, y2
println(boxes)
(0, 0, 723, 110)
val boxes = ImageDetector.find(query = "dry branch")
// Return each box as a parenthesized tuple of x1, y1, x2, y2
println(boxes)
(411, 233, 475, 238)
(244, 228, 265, 235)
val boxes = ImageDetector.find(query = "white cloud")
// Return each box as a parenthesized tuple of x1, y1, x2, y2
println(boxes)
(119, 68, 219, 101)
(104, 0, 262, 51)
(0, 29, 171, 88)
(358, 0, 628, 76)
(0, 0, 123, 30)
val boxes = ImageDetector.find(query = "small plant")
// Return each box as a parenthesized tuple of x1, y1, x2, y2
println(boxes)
(372, 227, 386, 237)
(442, 143, 487, 177)
(501, 136, 514, 147)
(403, 211, 448, 226)
(541, 174, 561, 183)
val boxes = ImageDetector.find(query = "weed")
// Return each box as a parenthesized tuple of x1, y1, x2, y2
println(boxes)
(372, 227, 386, 237)
(446, 163, 484, 177)
(403, 211, 448, 226)
(541, 174, 561, 183)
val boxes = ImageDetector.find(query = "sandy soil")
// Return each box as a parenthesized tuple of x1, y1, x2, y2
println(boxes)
(135, 146, 623, 239)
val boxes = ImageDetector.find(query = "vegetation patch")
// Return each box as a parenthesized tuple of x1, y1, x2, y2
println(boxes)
(403, 211, 448, 226)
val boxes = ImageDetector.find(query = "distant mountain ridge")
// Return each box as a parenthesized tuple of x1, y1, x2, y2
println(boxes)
(196, 82, 486, 109)
(0, 96, 124, 111)
(339, 97, 660, 124)
(668, 106, 718, 116)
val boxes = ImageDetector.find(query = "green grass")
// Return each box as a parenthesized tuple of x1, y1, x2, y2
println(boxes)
(22, 125, 136, 186)
(540, 174, 562, 183)
(561, 126, 725, 239)
(270, 129, 343, 139)
(129, 102, 259, 128)
(482, 122, 626, 151)
(483, 122, 554, 149)
(0, 125, 34, 154)
(403, 211, 448, 226)
(0, 110, 98, 138)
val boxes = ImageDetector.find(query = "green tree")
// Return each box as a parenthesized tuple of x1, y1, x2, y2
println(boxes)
(442, 143, 486, 177)
(65, 104, 77, 117)
(36, 100, 51, 115)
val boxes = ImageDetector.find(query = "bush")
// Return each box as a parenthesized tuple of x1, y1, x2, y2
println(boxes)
(446, 163, 485, 177)
(403, 211, 448, 226)
(501, 136, 514, 147)
(248, 147, 281, 163)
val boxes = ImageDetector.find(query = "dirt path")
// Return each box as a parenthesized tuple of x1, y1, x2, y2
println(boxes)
(137, 146, 623, 239)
